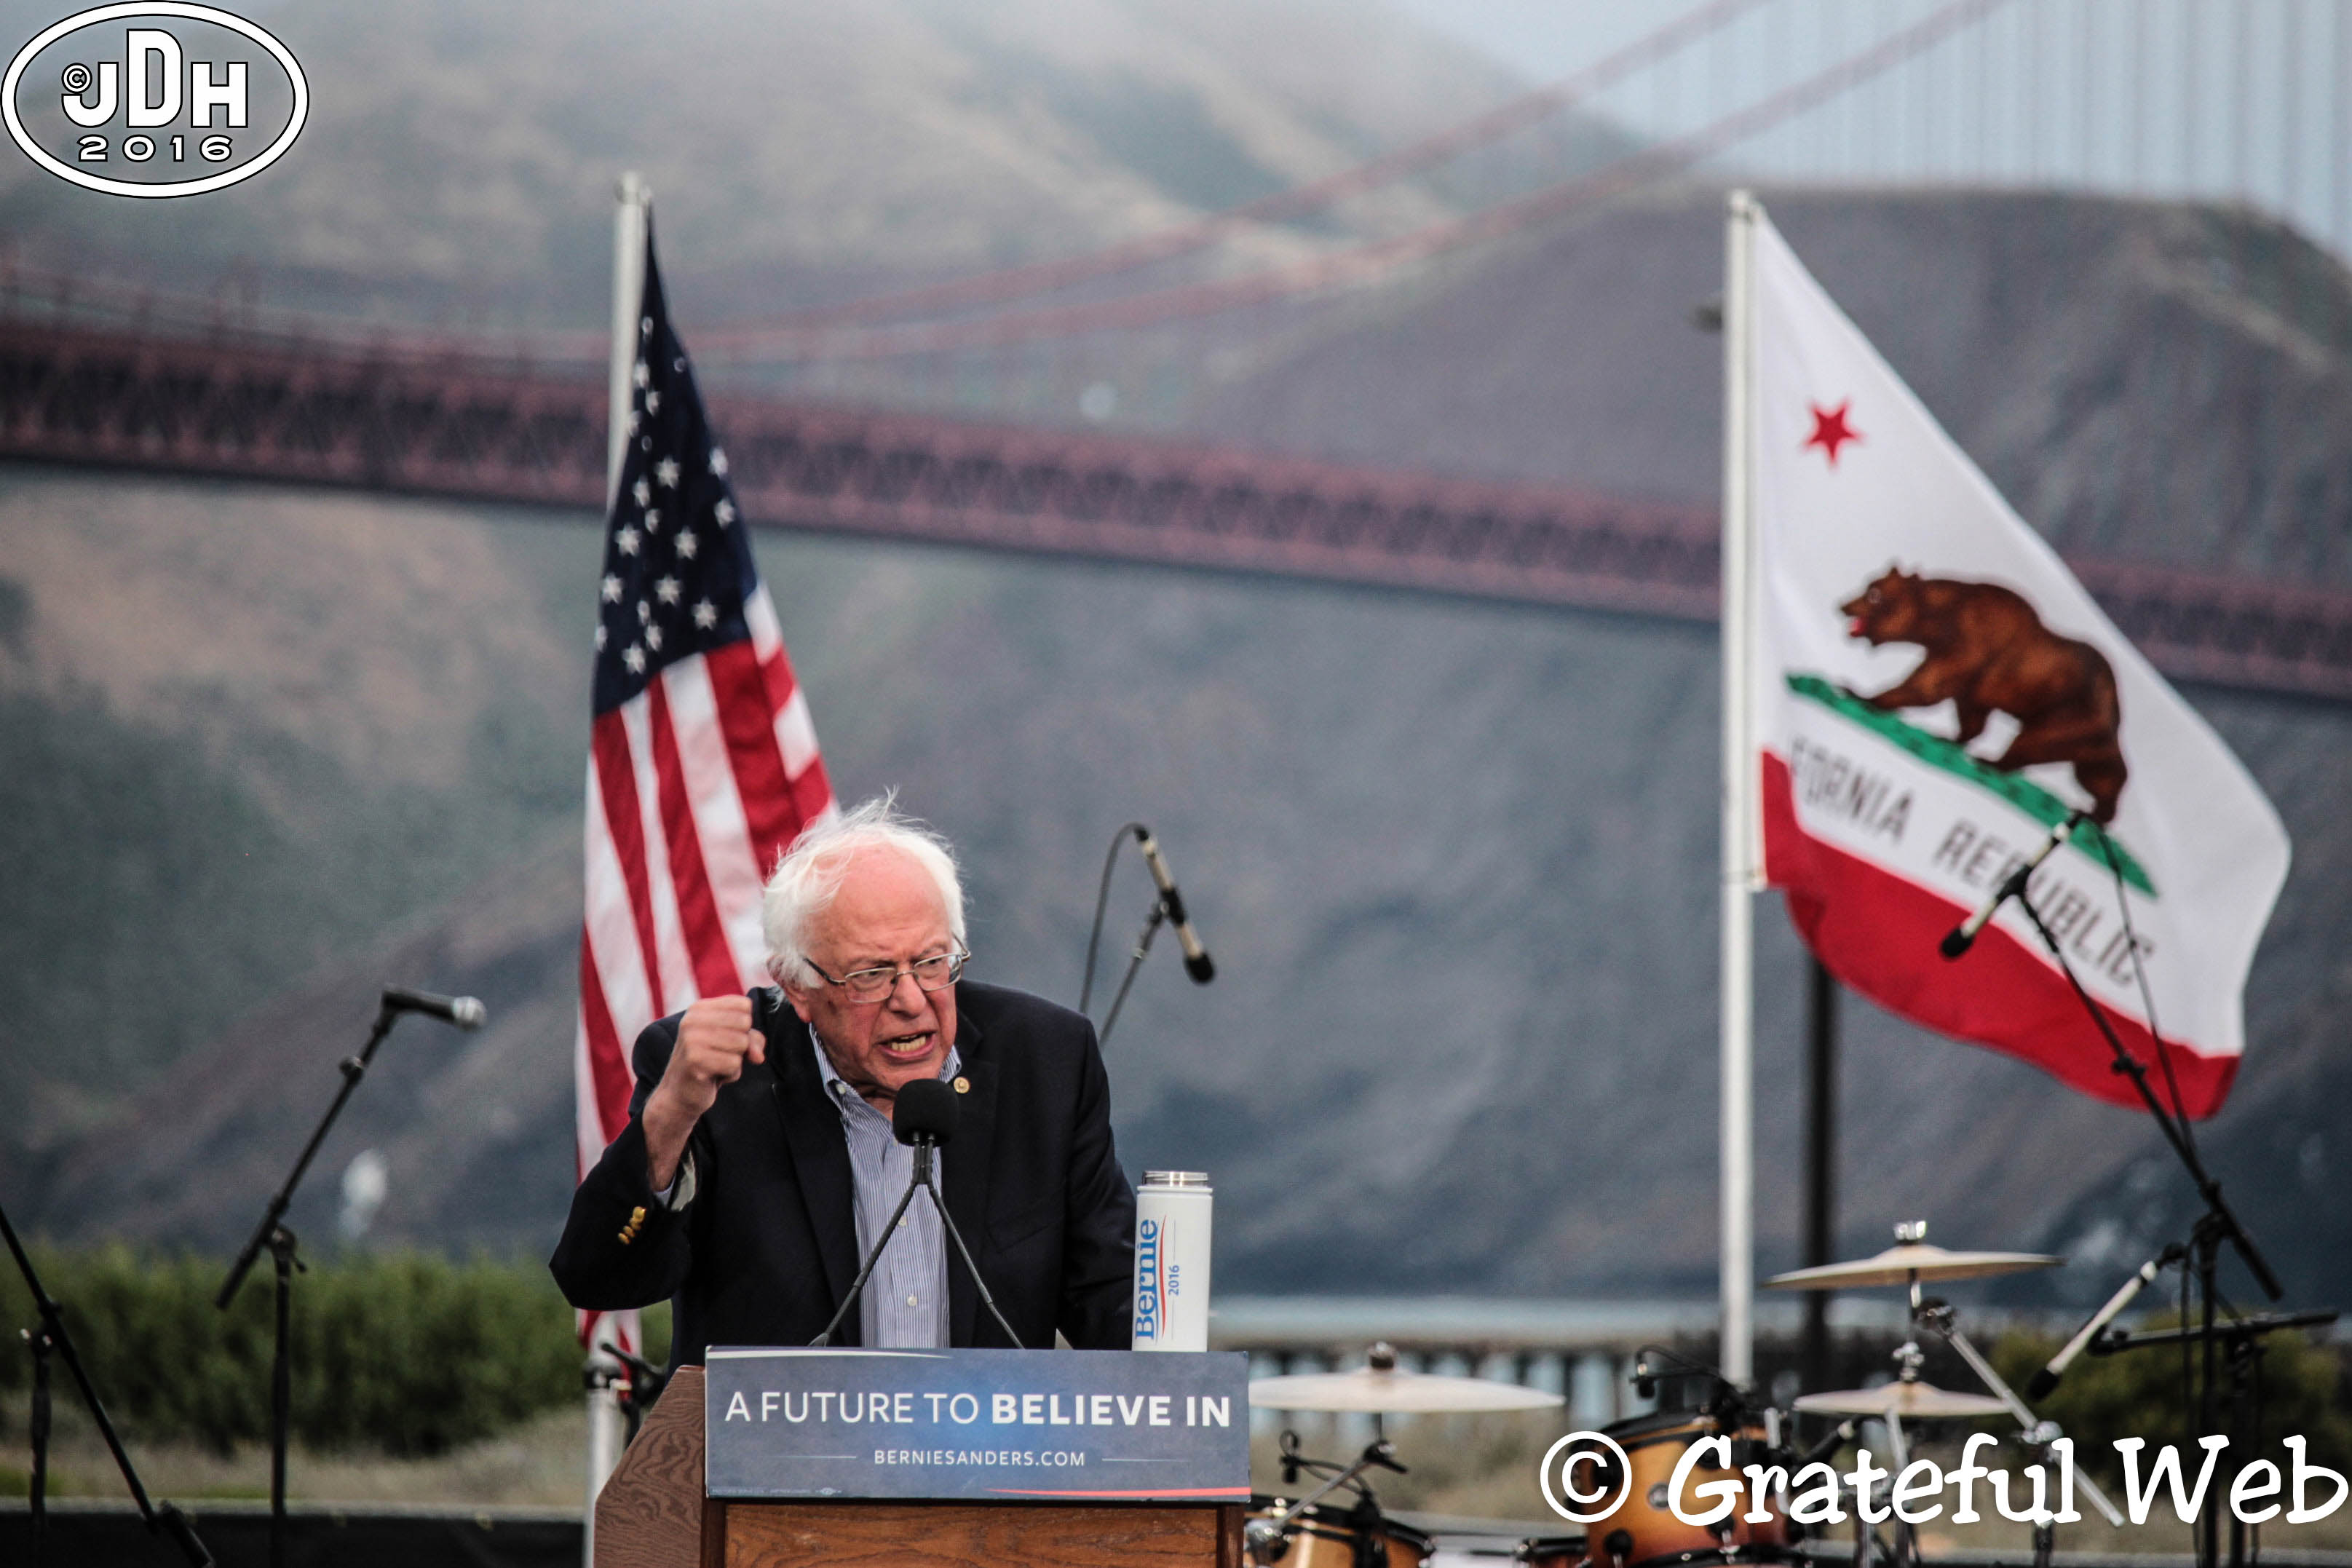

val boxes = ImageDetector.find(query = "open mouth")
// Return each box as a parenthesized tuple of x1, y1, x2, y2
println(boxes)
(876, 1030, 933, 1060)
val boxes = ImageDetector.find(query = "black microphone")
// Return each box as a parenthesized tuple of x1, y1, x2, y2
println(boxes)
(813, 1076, 1023, 1348)
(1939, 811, 2084, 959)
(893, 1077, 959, 1157)
(381, 985, 487, 1029)
(815, 1085, 951, 1347)
(1133, 825, 1215, 983)
(1800, 1418, 1858, 1466)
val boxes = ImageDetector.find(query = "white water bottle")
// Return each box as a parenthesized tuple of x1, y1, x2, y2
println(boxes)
(1131, 1171, 1212, 1352)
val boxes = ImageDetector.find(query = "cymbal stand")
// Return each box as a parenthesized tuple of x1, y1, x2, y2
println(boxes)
(1838, 1416, 1882, 1568)
(1829, 1333, 1948, 1568)
(1885, 1253, 1937, 1422)
(1834, 1317, 1921, 1568)
(1246, 1428, 1408, 1567)
(1883, 1369, 1915, 1568)
(1839, 1390, 1904, 1568)
(1913, 1296, 2129, 1557)
(1847, 1491, 1894, 1568)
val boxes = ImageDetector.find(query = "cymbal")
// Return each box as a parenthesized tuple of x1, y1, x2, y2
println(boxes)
(1795, 1381, 2011, 1419)
(1765, 1243, 2060, 1290)
(1248, 1366, 1566, 1414)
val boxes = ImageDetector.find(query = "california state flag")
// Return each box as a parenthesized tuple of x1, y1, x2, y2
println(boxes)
(1740, 202, 2288, 1118)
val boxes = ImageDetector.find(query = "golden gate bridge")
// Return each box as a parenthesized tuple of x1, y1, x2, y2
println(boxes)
(5, 309, 2347, 702)
(2, 0, 2347, 697)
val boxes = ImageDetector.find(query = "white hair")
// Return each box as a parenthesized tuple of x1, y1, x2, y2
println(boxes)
(761, 796, 967, 986)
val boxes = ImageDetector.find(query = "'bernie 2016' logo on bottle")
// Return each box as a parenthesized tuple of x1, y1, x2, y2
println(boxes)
(4, 4, 306, 197)
(1133, 1219, 1162, 1342)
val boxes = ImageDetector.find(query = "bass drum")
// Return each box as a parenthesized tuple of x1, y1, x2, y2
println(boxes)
(1246, 1494, 1435, 1568)
(1574, 1408, 1795, 1568)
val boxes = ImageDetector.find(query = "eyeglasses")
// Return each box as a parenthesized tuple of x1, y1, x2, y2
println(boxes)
(804, 950, 967, 1005)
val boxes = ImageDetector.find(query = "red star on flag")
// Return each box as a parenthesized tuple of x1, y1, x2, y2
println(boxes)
(1803, 399, 1860, 467)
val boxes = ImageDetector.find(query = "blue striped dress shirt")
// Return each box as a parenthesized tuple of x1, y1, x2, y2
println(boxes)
(810, 1037, 961, 1348)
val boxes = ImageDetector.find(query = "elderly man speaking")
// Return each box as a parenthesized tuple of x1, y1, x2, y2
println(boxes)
(552, 799, 1136, 1363)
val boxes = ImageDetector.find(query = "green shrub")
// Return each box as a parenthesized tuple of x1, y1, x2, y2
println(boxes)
(1990, 1322, 2352, 1485)
(0, 1246, 649, 1456)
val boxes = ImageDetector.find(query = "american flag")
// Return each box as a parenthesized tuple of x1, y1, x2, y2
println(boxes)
(575, 228, 835, 1350)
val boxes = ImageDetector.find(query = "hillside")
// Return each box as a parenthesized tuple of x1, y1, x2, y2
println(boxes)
(0, 475, 586, 1176)
(14, 464, 2351, 1310)
(1179, 187, 2352, 587)
(0, 0, 1563, 1171)
(2, 0, 2347, 1309)
(0, 0, 1601, 330)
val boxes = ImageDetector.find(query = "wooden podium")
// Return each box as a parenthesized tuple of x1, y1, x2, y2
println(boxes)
(595, 1368, 1246, 1568)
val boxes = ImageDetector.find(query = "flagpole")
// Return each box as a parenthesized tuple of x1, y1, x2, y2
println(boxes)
(606, 171, 649, 508)
(1718, 189, 1760, 1389)
(1801, 954, 1839, 1394)
(583, 168, 649, 1567)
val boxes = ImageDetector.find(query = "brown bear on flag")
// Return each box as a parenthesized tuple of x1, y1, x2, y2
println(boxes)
(1840, 566, 2129, 823)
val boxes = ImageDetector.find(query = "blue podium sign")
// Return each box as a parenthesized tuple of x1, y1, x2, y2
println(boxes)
(703, 1347, 1251, 1502)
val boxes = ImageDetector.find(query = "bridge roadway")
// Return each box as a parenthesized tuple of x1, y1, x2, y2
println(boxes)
(2, 314, 2347, 702)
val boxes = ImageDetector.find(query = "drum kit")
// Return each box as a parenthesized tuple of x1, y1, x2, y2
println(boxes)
(1246, 1340, 1561, 1567)
(1775, 1222, 2126, 1568)
(1244, 1222, 2120, 1568)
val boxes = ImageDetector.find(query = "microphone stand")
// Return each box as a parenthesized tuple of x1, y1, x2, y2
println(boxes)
(2088, 1309, 2340, 1568)
(1078, 820, 1168, 1048)
(1246, 1429, 1408, 1567)
(809, 1133, 1024, 1350)
(606, 1345, 671, 1443)
(1096, 899, 1166, 1050)
(2, 1201, 214, 1567)
(2000, 883, 2278, 1296)
(214, 997, 405, 1568)
(2002, 883, 2297, 1568)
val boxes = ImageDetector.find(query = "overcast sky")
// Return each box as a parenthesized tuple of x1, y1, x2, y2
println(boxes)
(1391, 0, 1669, 79)
(1393, 0, 2351, 258)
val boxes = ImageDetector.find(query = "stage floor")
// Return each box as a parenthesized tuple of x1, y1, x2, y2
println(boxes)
(9, 1500, 2352, 1568)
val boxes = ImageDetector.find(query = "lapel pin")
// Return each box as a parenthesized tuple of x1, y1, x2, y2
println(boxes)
(953, 1076, 970, 1095)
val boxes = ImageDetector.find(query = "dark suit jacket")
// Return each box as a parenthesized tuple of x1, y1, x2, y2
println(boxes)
(550, 981, 1136, 1366)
